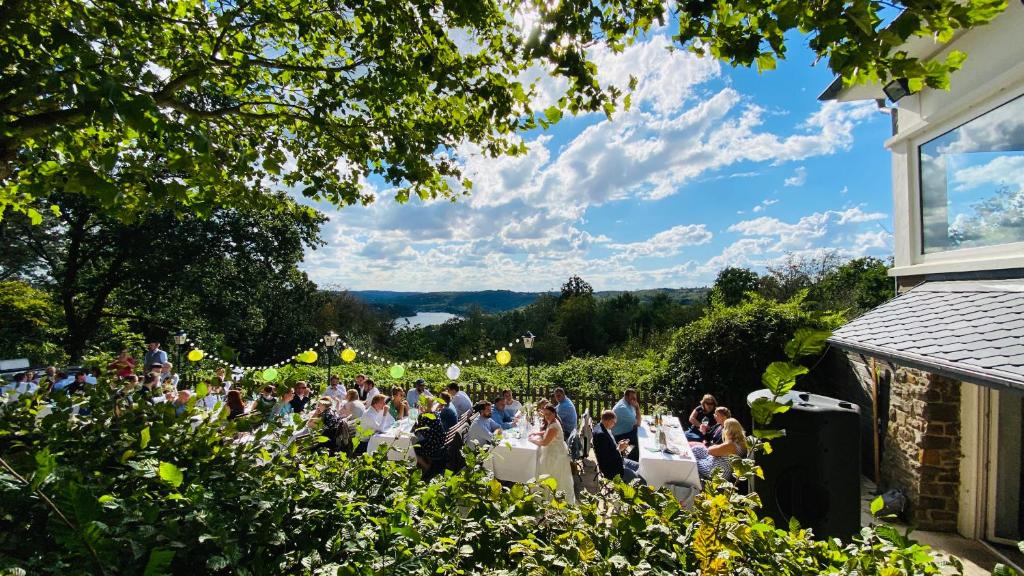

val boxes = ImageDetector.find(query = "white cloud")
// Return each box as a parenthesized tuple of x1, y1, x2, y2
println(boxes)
(608, 224, 713, 260)
(784, 166, 807, 187)
(298, 31, 884, 292)
(951, 155, 1024, 193)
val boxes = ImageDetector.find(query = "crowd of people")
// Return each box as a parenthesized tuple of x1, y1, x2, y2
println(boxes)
(2, 342, 749, 497)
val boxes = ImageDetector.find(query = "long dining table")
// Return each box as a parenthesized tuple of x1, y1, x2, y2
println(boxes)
(635, 415, 701, 492)
(488, 427, 539, 483)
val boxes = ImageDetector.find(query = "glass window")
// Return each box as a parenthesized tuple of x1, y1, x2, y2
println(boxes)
(919, 94, 1024, 254)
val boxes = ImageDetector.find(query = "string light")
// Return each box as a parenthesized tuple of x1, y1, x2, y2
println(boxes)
(181, 332, 529, 374)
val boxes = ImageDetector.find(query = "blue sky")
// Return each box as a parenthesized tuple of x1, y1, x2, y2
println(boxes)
(300, 29, 895, 292)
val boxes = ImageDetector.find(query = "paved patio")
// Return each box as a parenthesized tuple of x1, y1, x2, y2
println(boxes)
(858, 478, 1006, 576)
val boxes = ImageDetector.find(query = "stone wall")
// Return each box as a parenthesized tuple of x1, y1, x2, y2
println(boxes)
(882, 368, 961, 531)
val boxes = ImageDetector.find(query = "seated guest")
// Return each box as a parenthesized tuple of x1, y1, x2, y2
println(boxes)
(360, 394, 395, 435)
(307, 398, 346, 453)
(388, 386, 409, 420)
(174, 389, 192, 415)
(593, 410, 644, 484)
(407, 378, 433, 409)
(323, 376, 346, 400)
(211, 367, 231, 393)
(413, 397, 447, 479)
(362, 379, 381, 405)
(686, 394, 717, 442)
(290, 381, 312, 413)
(2, 373, 36, 397)
(437, 392, 458, 432)
(491, 396, 515, 430)
(272, 390, 295, 419)
(553, 388, 577, 440)
(692, 418, 748, 481)
(251, 385, 277, 419)
(225, 389, 246, 420)
(354, 374, 368, 399)
(446, 383, 473, 417)
(160, 362, 180, 389)
(134, 372, 161, 400)
(37, 366, 57, 393)
(466, 401, 500, 446)
(704, 407, 731, 446)
(611, 388, 642, 461)
(501, 389, 523, 417)
(339, 389, 365, 418)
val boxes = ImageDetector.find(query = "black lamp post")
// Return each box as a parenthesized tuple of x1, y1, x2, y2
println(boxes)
(324, 331, 339, 388)
(523, 331, 535, 391)
(173, 331, 187, 383)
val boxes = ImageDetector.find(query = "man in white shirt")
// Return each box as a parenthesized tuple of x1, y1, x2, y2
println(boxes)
(407, 378, 433, 410)
(466, 401, 501, 446)
(324, 376, 346, 400)
(446, 383, 472, 417)
(362, 379, 381, 405)
(360, 395, 395, 435)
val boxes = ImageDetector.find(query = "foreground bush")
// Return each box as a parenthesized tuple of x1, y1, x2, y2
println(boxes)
(0, 387, 958, 575)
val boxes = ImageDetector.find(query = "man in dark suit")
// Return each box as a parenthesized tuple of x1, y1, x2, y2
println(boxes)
(593, 410, 644, 484)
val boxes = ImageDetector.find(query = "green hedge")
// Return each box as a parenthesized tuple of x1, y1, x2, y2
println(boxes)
(224, 354, 662, 400)
(657, 295, 822, 421)
(0, 385, 958, 575)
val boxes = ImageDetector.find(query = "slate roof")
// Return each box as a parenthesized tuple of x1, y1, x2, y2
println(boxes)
(829, 280, 1024, 391)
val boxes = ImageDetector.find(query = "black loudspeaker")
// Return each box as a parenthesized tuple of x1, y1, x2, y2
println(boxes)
(747, 390, 861, 539)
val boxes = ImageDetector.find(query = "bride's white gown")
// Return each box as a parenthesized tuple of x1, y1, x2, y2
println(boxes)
(536, 419, 576, 504)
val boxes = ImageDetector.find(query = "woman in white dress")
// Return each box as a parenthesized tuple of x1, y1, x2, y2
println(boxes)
(529, 405, 576, 504)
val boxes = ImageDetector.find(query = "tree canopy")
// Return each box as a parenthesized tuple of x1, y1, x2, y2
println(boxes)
(1, 0, 1008, 222)
(1, 191, 326, 361)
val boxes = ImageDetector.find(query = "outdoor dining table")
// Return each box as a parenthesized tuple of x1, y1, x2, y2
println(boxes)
(488, 427, 539, 483)
(636, 415, 701, 492)
(366, 418, 418, 461)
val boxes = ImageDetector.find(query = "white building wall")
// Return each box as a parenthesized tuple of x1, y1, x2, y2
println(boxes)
(884, 1, 1024, 275)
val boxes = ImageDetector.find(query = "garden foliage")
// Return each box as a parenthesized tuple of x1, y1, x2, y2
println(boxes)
(0, 384, 959, 575)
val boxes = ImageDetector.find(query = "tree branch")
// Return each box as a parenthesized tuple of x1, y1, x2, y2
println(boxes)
(0, 455, 109, 576)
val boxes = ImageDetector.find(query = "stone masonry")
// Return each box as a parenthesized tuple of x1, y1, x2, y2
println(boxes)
(882, 367, 961, 531)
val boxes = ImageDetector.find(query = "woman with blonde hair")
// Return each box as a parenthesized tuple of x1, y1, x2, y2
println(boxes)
(692, 417, 748, 481)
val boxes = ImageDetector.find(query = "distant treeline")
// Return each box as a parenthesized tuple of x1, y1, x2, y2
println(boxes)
(335, 287, 709, 318)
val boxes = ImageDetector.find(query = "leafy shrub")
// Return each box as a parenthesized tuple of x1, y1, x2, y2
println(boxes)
(658, 294, 826, 421)
(0, 384, 958, 575)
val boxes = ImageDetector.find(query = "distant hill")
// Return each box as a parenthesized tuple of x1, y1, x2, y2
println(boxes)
(344, 287, 708, 316)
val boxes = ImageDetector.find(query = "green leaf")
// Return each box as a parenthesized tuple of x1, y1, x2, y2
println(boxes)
(140, 426, 151, 449)
(543, 106, 562, 125)
(870, 496, 884, 516)
(31, 448, 56, 491)
(158, 462, 183, 489)
(752, 428, 785, 440)
(143, 548, 175, 576)
(761, 361, 808, 396)
(195, 380, 208, 399)
(784, 329, 830, 360)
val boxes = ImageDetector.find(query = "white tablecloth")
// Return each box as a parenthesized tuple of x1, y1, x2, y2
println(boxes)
(366, 419, 417, 461)
(489, 430, 539, 483)
(637, 416, 701, 491)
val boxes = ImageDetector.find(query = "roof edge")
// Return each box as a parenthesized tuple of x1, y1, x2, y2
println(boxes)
(828, 337, 1024, 393)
